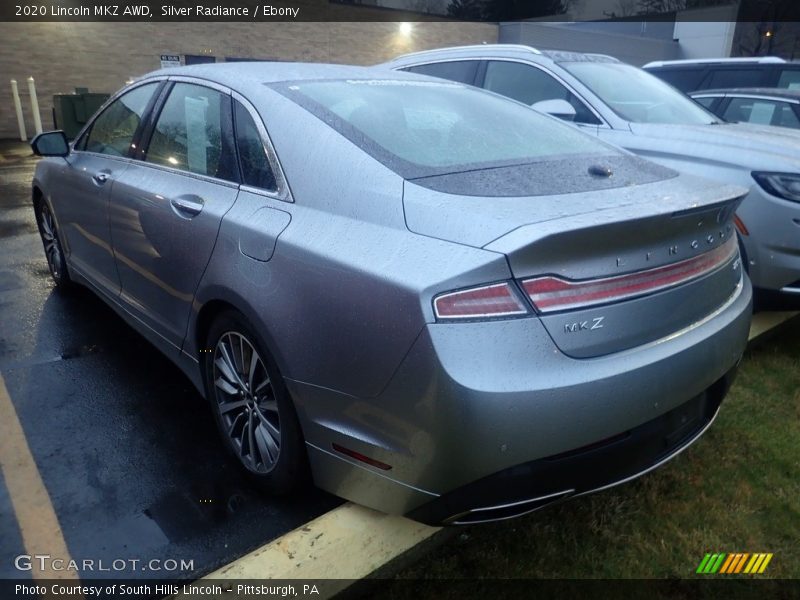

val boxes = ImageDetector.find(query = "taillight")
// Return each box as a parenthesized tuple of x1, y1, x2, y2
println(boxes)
(522, 238, 737, 314)
(733, 214, 749, 236)
(434, 282, 529, 320)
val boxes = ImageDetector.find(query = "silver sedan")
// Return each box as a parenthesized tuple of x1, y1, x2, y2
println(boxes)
(30, 63, 751, 524)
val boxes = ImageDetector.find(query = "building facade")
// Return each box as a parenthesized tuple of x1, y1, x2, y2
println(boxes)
(0, 18, 497, 139)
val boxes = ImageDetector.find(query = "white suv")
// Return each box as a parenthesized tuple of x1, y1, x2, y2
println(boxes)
(383, 45, 800, 296)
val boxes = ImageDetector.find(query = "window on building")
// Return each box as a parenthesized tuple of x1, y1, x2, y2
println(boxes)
(184, 55, 216, 65)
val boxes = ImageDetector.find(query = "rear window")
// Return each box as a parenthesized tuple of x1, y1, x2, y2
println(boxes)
(778, 68, 800, 90)
(272, 78, 612, 179)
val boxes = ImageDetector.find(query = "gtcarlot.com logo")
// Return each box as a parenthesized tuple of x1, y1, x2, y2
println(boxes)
(696, 552, 773, 574)
(14, 554, 194, 572)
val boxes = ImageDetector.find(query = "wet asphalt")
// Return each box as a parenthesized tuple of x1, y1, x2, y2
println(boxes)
(0, 150, 340, 580)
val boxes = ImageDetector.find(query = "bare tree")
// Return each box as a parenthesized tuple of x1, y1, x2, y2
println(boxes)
(636, 0, 732, 15)
(447, 0, 576, 20)
(735, 0, 798, 57)
(615, 0, 639, 16)
(410, 0, 449, 14)
(636, 0, 686, 14)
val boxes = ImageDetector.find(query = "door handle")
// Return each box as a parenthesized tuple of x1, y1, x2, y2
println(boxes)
(169, 195, 204, 218)
(92, 172, 110, 185)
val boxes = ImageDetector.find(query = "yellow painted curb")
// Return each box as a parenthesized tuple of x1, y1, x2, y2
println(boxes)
(176, 504, 439, 598)
(208, 503, 439, 580)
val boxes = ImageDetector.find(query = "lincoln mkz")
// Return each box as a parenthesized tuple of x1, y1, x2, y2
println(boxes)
(31, 63, 752, 524)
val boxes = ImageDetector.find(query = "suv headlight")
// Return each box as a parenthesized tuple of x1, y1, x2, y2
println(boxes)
(752, 172, 800, 203)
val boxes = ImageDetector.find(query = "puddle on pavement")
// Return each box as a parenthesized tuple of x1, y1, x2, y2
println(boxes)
(60, 344, 103, 360)
(143, 476, 254, 543)
(0, 270, 24, 292)
(0, 219, 38, 239)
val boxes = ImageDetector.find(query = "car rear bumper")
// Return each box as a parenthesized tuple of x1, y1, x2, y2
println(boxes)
(407, 371, 733, 525)
(294, 275, 752, 521)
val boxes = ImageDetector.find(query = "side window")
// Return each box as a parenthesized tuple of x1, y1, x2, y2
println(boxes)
(233, 101, 277, 191)
(146, 83, 234, 180)
(404, 61, 480, 85)
(651, 68, 706, 93)
(706, 68, 764, 89)
(722, 97, 785, 125)
(777, 68, 800, 90)
(693, 96, 718, 109)
(775, 103, 800, 128)
(80, 83, 158, 157)
(483, 61, 601, 125)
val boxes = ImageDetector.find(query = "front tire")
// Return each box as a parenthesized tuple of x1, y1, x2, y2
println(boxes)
(203, 310, 307, 494)
(36, 201, 71, 289)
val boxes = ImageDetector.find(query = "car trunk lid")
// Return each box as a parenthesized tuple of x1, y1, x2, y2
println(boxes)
(404, 174, 747, 357)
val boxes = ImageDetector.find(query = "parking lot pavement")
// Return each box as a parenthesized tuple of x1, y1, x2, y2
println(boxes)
(0, 155, 340, 581)
(0, 140, 34, 164)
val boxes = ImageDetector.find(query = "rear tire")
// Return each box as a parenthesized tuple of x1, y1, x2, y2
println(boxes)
(35, 201, 72, 289)
(203, 310, 308, 495)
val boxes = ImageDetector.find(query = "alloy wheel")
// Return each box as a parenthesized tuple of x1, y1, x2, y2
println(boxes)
(39, 204, 63, 281)
(212, 331, 281, 474)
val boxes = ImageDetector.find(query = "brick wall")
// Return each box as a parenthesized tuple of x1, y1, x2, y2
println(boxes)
(0, 20, 497, 139)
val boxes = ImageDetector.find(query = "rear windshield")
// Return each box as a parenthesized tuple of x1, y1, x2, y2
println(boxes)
(271, 78, 613, 179)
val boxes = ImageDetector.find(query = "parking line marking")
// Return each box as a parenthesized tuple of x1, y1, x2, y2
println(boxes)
(0, 372, 82, 585)
(190, 310, 797, 595)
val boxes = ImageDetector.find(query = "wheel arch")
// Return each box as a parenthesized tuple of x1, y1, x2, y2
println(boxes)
(191, 291, 291, 384)
(32, 184, 43, 209)
(194, 298, 239, 361)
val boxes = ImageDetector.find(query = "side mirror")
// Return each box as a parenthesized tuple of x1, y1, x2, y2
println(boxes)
(531, 99, 577, 122)
(31, 131, 70, 157)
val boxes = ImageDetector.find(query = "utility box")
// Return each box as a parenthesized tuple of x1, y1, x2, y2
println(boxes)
(52, 89, 110, 139)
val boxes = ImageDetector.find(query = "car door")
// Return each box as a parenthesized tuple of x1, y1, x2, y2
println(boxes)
(108, 80, 240, 352)
(54, 82, 161, 297)
(478, 60, 603, 133)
